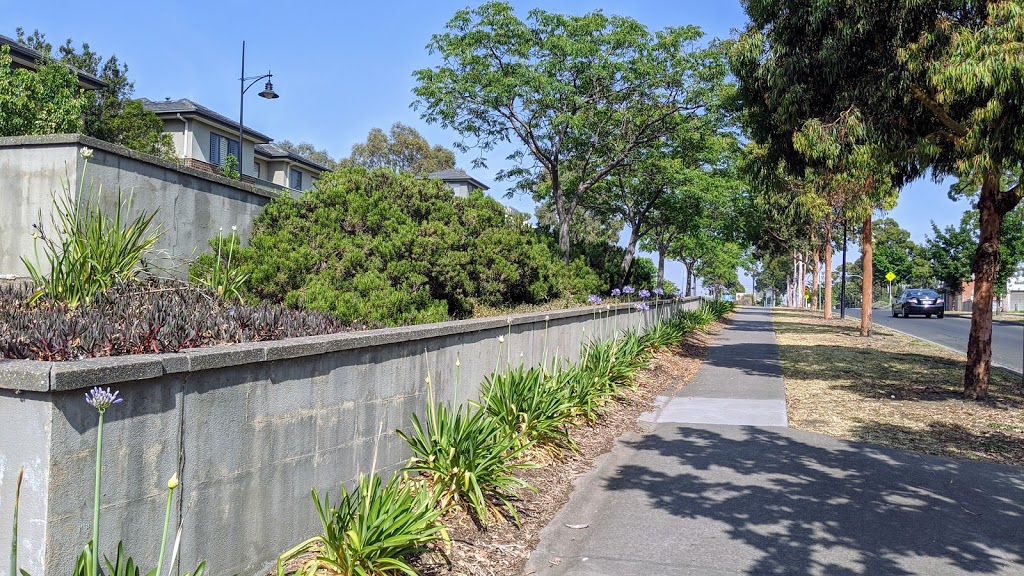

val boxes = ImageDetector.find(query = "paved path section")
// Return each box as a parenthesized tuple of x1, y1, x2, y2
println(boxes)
(526, 308, 1024, 576)
(642, 307, 787, 427)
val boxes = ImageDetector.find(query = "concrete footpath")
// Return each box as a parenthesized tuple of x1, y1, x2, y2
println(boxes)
(524, 307, 1024, 576)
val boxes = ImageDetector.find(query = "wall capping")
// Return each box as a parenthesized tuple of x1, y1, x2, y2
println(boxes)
(0, 133, 283, 200)
(0, 298, 699, 392)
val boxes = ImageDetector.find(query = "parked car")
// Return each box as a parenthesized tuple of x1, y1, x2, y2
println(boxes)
(892, 289, 944, 318)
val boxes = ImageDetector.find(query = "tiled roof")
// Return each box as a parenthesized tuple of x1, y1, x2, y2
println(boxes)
(141, 98, 273, 143)
(254, 143, 332, 173)
(0, 33, 107, 90)
(428, 168, 489, 190)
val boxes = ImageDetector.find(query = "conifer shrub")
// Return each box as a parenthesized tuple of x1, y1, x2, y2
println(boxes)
(220, 168, 602, 325)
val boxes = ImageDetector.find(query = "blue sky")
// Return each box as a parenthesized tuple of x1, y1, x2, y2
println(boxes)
(7, 0, 972, 293)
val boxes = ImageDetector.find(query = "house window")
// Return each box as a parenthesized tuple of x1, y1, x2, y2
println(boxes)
(209, 133, 239, 166)
(253, 162, 261, 179)
(289, 168, 303, 190)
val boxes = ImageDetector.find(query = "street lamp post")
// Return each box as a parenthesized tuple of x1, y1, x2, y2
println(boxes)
(238, 41, 279, 181)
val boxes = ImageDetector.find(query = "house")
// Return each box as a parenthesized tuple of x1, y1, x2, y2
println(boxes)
(428, 168, 489, 198)
(254, 143, 331, 192)
(0, 33, 107, 91)
(141, 98, 327, 192)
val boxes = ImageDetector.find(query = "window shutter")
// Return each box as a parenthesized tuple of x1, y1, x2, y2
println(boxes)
(210, 133, 221, 165)
(228, 139, 240, 162)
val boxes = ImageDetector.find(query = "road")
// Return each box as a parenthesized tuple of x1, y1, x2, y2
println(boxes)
(846, 308, 1023, 375)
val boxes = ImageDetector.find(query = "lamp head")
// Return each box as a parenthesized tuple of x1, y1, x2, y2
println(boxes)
(258, 75, 279, 99)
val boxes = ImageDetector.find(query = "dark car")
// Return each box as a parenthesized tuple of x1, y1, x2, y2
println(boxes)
(892, 289, 944, 318)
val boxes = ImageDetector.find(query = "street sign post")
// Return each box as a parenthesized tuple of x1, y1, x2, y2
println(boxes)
(885, 271, 896, 305)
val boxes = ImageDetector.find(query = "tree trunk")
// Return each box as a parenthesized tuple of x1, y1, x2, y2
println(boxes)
(684, 260, 694, 297)
(823, 228, 833, 319)
(620, 227, 641, 287)
(964, 170, 1014, 400)
(656, 241, 666, 289)
(811, 248, 820, 311)
(860, 215, 873, 337)
(557, 215, 572, 264)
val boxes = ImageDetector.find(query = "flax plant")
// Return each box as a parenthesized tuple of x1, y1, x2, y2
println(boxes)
(22, 149, 160, 307)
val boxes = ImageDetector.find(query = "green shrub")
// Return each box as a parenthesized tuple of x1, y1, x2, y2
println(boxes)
(479, 366, 577, 454)
(230, 168, 600, 325)
(276, 473, 447, 576)
(397, 399, 535, 524)
(22, 155, 160, 308)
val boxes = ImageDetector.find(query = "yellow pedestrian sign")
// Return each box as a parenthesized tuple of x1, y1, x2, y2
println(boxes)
(885, 271, 896, 282)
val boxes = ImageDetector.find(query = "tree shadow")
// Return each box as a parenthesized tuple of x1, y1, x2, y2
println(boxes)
(606, 425, 1024, 575)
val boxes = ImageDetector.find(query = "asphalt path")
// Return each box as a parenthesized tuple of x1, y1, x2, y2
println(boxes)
(845, 308, 1023, 375)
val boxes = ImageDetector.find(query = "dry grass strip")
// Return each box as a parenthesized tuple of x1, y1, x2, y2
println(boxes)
(773, 308, 1024, 466)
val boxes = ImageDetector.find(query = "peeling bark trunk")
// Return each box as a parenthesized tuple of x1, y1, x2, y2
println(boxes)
(860, 215, 873, 337)
(964, 170, 1014, 400)
(684, 260, 694, 297)
(824, 229, 834, 319)
(620, 228, 641, 287)
(656, 241, 666, 289)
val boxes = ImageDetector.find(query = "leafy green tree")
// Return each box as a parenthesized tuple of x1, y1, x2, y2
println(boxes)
(731, 0, 1023, 397)
(346, 122, 455, 174)
(14, 27, 175, 159)
(926, 215, 975, 300)
(413, 2, 727, 262)
(591, 110, 739, 285)
(229, 168, 600, 325)
(872, 218, 921, 287)
(0, 45, 85, 136)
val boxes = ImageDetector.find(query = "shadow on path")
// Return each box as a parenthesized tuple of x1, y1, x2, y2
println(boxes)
(606, 425, 1024, 575)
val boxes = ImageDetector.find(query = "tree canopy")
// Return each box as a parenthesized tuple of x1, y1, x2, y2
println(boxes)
(14, 27, 175, 159)
(346, 122, 456, 175)
(413, 1, 728, 262)
(0, 44, 85, 136)
(731, 0, 1023, 397)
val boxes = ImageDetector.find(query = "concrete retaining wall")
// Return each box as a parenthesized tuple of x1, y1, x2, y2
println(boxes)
(0, 134, 284, 279)
(0, 299, 698, 575)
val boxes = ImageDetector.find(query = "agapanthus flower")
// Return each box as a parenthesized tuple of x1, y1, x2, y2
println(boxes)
(634, 302, 650, 311)
(84, 387, 123, 413)
(654, 288, 664, 296)
(587, 294, 602, 304)
(611, 288, 622, 297)
(639, 289, 651, 299)
(622, 285, 635, 294)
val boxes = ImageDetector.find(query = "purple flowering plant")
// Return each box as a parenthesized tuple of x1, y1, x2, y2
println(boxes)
(634, 302, 650, 311)
(622, 286, 635, 295)
(85, 386, 123, 413)
(587, 294, 602, 304)
(610, 288, 621, 297)
(638, 289, 651, 299)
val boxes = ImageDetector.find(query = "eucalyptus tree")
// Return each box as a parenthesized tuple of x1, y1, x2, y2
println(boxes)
(346, 123, 456, 174)
(413, 1, 728, 262)
(733, 0, 1023, 397)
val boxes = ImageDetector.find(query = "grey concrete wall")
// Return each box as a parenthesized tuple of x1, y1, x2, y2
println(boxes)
(0, 299, 699, 576)
(0, 134, 282, 279)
